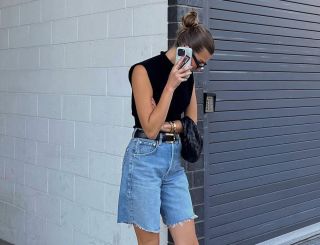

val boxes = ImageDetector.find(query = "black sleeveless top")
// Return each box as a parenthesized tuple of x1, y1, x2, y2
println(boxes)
(128, 50, 194, 129)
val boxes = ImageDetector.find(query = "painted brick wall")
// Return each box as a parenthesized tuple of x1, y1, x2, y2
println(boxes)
(168, 1, 206, 244)
(0, 0, 168, 244)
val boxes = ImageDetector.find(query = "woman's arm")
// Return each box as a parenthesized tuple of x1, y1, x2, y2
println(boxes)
(160, 83, 197, 134)
(184, 83, 197, 124)
(131, 60, 191, 139)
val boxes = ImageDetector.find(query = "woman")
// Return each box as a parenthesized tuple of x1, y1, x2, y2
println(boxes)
(117, 10, 215, 245)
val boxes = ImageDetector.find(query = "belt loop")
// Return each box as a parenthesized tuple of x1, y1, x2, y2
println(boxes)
(132, 128, 138, 138)
(158, 132, 163, 145)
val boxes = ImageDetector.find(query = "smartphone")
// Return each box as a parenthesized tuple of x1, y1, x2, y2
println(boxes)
(175, 47, 192, 73)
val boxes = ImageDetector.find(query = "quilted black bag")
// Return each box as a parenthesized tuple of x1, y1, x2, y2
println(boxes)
(179, 115, 203, 163)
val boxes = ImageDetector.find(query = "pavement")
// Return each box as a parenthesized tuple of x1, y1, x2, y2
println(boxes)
(293, 234, 320, 245)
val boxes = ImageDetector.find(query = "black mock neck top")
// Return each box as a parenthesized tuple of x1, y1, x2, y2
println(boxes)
(128, 50, 194, 129)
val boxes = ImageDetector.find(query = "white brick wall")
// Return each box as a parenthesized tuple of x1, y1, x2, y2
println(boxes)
(0, 0, 168, 244)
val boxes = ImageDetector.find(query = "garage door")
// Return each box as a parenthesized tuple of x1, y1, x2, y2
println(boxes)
(203, 1, 320, 244)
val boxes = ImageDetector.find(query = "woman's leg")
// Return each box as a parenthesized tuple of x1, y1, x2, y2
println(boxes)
(134, 225, 160, 245)
(168, 219, 199, 245)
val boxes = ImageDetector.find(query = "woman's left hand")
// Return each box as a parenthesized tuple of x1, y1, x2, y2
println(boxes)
(160, 121, 172, 133)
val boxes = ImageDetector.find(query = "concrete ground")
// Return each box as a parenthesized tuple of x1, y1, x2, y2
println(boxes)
(293, 234, 320, 245)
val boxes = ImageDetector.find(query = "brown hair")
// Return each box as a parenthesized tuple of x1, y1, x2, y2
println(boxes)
(173, 10, 215, 55)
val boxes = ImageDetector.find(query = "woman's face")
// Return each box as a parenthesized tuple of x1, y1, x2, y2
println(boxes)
(190, 48, 212, 72)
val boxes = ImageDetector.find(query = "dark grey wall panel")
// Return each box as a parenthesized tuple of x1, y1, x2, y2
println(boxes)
(204, 0, 320, 244)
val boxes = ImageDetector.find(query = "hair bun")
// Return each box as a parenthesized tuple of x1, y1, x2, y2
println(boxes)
(181, 10, 199, 28)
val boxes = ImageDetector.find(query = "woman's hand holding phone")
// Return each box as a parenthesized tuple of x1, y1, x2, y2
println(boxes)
(165, 57, 192, 93)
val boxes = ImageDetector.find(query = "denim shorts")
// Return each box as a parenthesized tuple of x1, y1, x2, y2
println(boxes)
(117, 128, 198, 233)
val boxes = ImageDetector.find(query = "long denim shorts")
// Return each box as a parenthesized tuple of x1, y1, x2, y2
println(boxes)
(117, 128, 198, 233)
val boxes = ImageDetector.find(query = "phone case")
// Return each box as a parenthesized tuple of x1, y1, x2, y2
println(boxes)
(175, 47, 192, 70)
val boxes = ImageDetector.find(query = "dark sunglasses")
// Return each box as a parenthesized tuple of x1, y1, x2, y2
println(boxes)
(192, 53, 207, 71)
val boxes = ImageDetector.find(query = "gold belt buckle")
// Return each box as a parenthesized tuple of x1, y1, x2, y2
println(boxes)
(165, 133, 175, 143)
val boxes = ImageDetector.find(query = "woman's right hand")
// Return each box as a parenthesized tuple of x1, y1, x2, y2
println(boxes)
(166, 57, 192, 92)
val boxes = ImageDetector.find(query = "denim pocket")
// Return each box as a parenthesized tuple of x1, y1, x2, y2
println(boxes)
(133, 138, 159, 157)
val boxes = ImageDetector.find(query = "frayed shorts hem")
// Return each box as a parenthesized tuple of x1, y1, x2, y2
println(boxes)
(118, 221, 160, 233)
(166, 214, 199, 229)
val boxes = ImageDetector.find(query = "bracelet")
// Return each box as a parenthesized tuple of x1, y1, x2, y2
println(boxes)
(172, 121, 176, 133)
(169, 121, 174, 133)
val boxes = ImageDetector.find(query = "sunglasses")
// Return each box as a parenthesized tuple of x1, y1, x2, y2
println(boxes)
(192, 53, 207, 71)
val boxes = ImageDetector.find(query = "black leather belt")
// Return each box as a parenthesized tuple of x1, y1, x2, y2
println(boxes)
(133, 128, 180, 143)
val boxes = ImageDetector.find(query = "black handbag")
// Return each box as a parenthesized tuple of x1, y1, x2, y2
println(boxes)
(179, 115, 203, 163)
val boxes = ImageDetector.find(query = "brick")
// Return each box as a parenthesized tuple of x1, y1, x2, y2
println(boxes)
(25, 163, 47, 192)
(8, 25, 29, 48)
(126, 0, 150, 7)
(92, 39, 125, 67)
(52, 17, 77, 44)
(0, 29, 9, 49)
(0, 178, 14, 203)
(41, 0, 66, 21)
(193, 170, 204, 187)
(0, 74, 9, 92)
(61, 68, 107, 95)
(38, 94, 62, 119)
(0, 5, 19, 28)
(75, 176, 104, 211)
(89, 151, 122, 185)
(49, 119, 74, 147)
(0, 115, 4, 135)
(195, 221, 204, 237)
(78, 12, 107, 41)
(108, 8, 133, 38)
(14, 138, 36, 164)
(6, 114, 26, 138)
(186, 171, 193, 186)
(14, 183, 39, 214)
(194, 204, 204, 221)
(61, 198, 89, 233)
(121, 97, 135, 127)
(20, 0, 41, 25)
(18, 47, 39, 69)
(4, 158, 24, 185)
(5, 204, 25, 231)
(25, 214, 46, 245)
(190, 186, 204, 205)
(90, 0, 125, 13)
(65, 41, 92, 68)
(26, 116, 49, 142)
(35, 193, 60, 224)
(61, 144, 89, 177)
(124, 36, 152, 66)
(0, 157, 4, 179)
(91, 96, 123, 125)
(133, 4, 167, 36)
(0, 135, 14, 158)
(29, 22, 51, 46)
(40, 45, 65, 69)
(37, 142, 60, 169)
(75, 122, 105, 151)
(65, 0, 92, 17)
(186, 154, 204, 171)
(48, 169, 74, 200)
(0, 49, 19, 69)
(88, 208, 119, 243)
(15, 93, 37, 116)
(45, 221, 73, 245)
(105, 184, 119, 214)
(62, 95, 90, 121)
(105, 125, 133, 156)
(74, 230, 110, 245)
(151, 34, 168, 56)
(107, 67, 131, 97)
